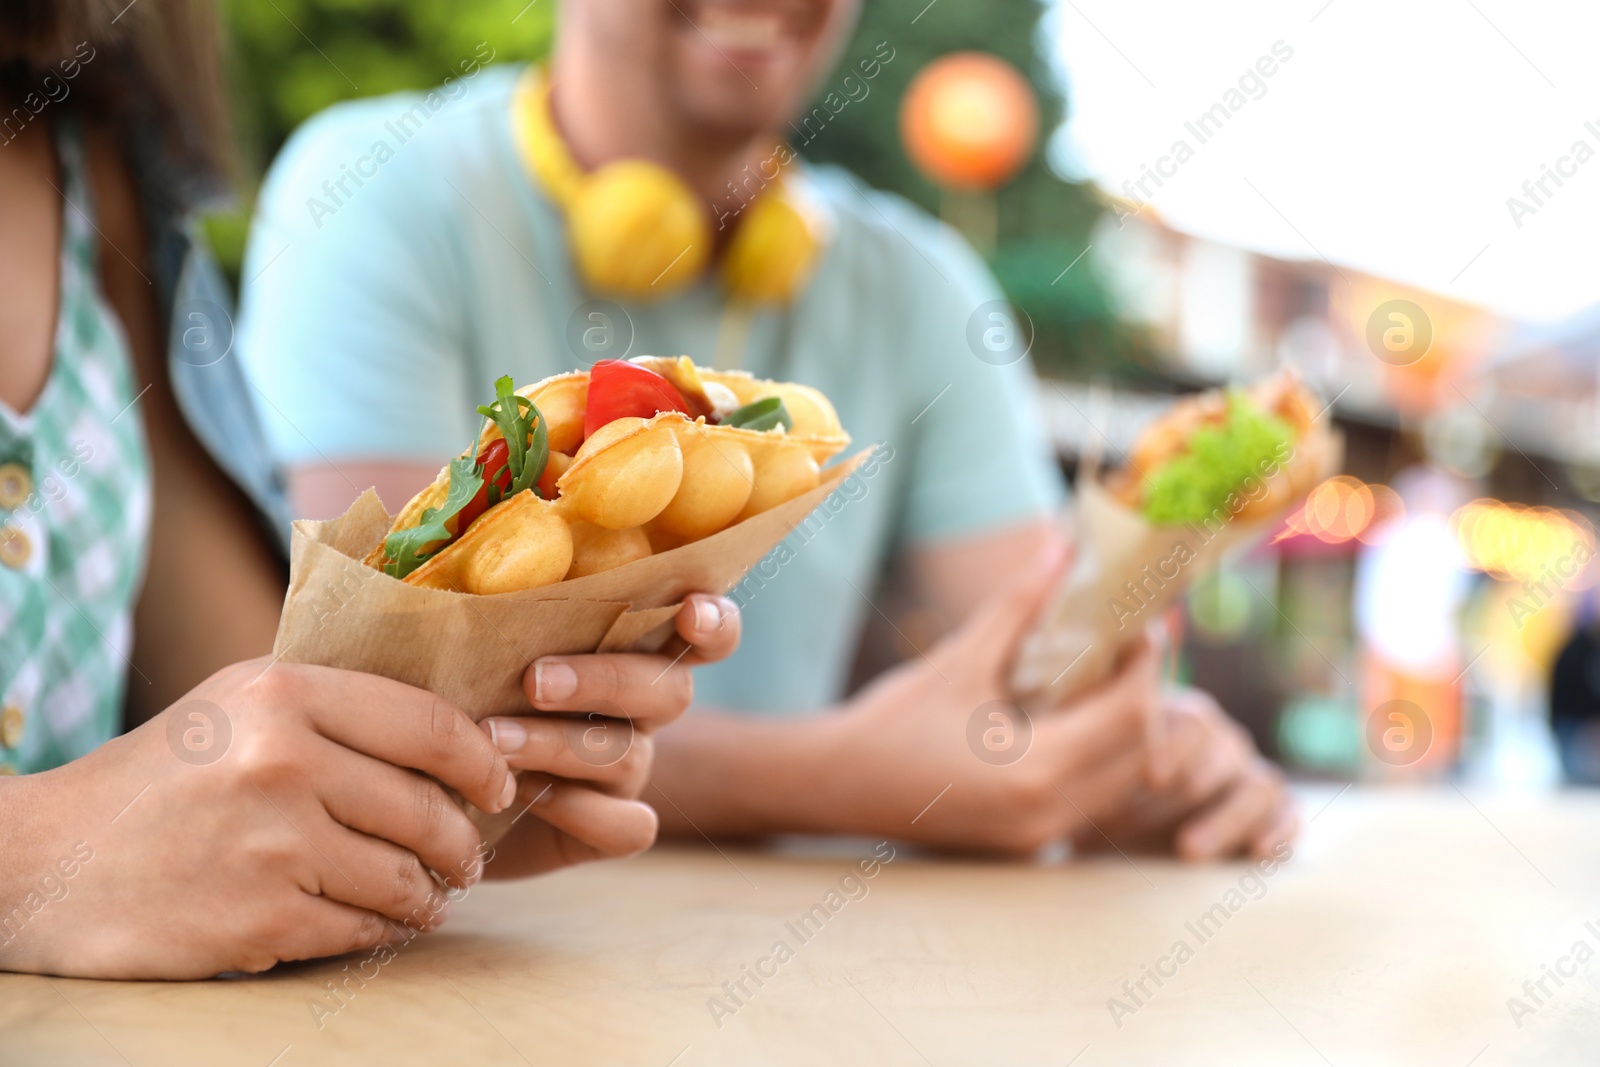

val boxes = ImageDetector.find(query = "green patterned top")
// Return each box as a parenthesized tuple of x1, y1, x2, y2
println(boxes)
(0, 119, 152, 774)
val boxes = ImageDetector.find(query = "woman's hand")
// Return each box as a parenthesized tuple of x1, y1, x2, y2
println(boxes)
(0, 594, 740, 978)
(0, 660, 518, 980)
(479, 593, 742, 879)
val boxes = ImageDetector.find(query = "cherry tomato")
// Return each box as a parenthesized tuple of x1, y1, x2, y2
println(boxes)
(583, 359, 691, 438)
(456, 437, 513, 534)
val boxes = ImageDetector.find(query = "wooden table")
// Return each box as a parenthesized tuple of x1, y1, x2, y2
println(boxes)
(4, 787, 1599, 1066)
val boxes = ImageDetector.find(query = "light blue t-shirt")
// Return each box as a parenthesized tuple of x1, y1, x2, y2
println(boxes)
(237, 64, 1064, 713)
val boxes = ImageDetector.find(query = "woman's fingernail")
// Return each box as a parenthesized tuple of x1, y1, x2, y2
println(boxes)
(498, 772, 517, 812)
(534, 660, 578, 702)
(693, 597, 721, 632)
(487, 718, 527, 753)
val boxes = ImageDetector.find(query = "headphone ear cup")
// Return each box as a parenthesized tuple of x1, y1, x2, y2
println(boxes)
(721, 191, 822, 304)
(568, 160, 710, 299)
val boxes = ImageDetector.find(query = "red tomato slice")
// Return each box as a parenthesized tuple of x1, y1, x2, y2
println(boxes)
(584, 359, 691, 438)
(457, 437, 513, 534)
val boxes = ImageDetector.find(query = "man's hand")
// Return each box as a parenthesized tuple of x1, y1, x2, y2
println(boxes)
(652, 543, 1176, 852)
(1076, 686, 1299, 861)
(648, 543, 1300, 862)
(819, 541, 1167, 852)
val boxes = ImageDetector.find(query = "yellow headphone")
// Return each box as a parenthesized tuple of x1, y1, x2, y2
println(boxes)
(510, 68, 826, 304)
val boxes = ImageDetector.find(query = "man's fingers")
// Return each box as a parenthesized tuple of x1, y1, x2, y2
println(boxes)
(1146, 696, 1210, 793)
(939, 536, 1070, 671)
(1151, 676, 1220, 792)
(268, 664, 513, 816)
(1176, 717, 1253, 809)
(523, 652, 694, 727)
(1056, 745, 1149, 836)
(482, 716, 652, 794)
(313, 741, 486, 889)
(1176, 766, 1286, 861)
(1037, 637, 1160, 775)
(1145, 688, 1174, 788)
(1251, 802, 1301, 859)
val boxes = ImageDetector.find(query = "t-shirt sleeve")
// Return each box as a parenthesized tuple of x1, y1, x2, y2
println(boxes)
(236, 101, 476, 467)
(893, 215, 1067, 546)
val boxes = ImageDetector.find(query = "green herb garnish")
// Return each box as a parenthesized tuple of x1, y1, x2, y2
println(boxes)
(476, 375, 549, 499)
(724, 397, 793, 433)
(381, 456, 484, 580)
(1140, 390, 1293, 526)
(380, 375, 551, 580)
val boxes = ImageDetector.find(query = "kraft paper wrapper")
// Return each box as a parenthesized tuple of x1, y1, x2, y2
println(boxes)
(1009, 428, 1340, 712)
(273, 448, 871, 844)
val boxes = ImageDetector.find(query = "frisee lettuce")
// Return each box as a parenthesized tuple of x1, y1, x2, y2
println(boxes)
(1139, 391, 1293, 527)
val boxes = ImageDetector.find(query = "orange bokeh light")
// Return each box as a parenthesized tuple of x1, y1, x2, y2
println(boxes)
(899, 53, 1039, 192)
(1278, 476, 1403, 545)
(1305, 476, 1374, 542)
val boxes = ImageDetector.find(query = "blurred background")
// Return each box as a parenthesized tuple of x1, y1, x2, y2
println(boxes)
(208, 0, 1600, 789)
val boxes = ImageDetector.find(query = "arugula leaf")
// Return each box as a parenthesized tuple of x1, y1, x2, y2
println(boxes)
(378, 376, 557, 581)
(476, 375, 550, 497)
(381, 455, 485, 580)
(724, 396, 793, 433)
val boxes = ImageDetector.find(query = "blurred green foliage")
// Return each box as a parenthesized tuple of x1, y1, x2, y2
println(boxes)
(219, 0, 555, 168)
(211, 0, 1146, 379)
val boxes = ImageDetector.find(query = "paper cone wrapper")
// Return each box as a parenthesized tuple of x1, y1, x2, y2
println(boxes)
(272, 448, 873, 843)
(1009, 428, 1340, 712)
